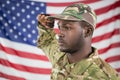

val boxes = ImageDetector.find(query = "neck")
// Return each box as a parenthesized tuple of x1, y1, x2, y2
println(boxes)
(67, 43, 92, 64)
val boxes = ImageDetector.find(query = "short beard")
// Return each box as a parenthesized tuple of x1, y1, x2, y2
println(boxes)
(60, 48, 77, 54)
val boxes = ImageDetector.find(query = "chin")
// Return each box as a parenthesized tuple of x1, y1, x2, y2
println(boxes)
(59, 47, 75, 54)
(59, 47, 67, 52)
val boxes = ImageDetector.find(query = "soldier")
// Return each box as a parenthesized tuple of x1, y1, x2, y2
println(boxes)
(37, 3, 120, 80)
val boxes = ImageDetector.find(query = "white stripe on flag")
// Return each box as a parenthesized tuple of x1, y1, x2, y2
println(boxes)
(93, 20, 120, 37)
(0, 65, 51, 80)
(47, 6, 65, 14)
(109, 61, 120, 69)
(0, 78, 8, 80)
(0, 51, 52, 68)
(89, 0, 117, 10)
(97, 7, 120, 23)
(92, 35, 120, 49)
(99, 48, 120, 60)
(0, 38, 45, 56)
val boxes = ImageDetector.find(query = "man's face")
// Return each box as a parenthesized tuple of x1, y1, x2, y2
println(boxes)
(57, 20, 85, 54)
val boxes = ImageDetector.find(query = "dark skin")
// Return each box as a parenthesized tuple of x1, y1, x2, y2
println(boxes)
(38, 14, 93, 63)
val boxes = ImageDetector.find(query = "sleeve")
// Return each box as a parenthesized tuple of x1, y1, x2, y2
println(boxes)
(37, 22, 56, 48)
(37, 22, 64, 64)
(98, 58, 120, 80)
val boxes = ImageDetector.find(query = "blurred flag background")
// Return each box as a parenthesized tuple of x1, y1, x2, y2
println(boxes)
(0, 0, 120, 80)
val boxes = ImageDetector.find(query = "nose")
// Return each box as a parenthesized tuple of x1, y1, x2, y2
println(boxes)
(58, 30, 64, 38)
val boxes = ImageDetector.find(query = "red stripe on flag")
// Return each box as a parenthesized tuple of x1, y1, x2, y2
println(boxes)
(105, 55, 120, 63)
(0, 44, 49, 61)
(92, 29, 120, 43)
(95, 1, 120, 15)
(0, 72, 25, 80)
(96, 14, 120, 29)
(98, 42, 120, 54)
(54, 28, 59, 34)
(0, 59, 51, 74)
(47, 0, 100, 7)
(116, 68, 120, 72)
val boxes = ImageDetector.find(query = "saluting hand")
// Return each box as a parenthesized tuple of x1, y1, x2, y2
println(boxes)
(37, 14, 54, 28)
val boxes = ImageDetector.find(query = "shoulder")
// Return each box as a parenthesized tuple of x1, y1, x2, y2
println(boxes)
(89, 47, 119, 79)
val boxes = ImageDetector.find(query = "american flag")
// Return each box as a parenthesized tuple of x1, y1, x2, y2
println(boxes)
(0, 0, 120, 80)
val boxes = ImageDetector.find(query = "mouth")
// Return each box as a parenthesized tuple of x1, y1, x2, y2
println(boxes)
(58, 39, 64, 46)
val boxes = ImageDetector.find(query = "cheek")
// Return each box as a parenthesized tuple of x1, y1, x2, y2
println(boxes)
(70, 32, 84, 46)
(65, 32, 81, 44)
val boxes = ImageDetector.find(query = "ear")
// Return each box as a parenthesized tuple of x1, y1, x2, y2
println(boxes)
(84, 26, 93, 37)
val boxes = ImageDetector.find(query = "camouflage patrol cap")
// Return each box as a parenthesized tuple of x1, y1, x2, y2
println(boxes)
(50, 3, 97, 28)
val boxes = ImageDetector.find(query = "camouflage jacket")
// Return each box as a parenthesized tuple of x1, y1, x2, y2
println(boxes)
(37, 23, 120, 80)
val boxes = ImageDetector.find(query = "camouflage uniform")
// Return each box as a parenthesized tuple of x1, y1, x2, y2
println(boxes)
(37, 3, 120, 80)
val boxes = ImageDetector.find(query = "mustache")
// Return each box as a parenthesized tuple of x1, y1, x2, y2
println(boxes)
(58, 37, 65, 43)
(56, 35, 65, 43)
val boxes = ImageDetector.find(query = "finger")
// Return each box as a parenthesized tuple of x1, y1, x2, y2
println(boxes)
(39, 15, 46, 23)
(44, 16, 48, 20)
(37, 14, 46, 22)
(37, 14, 54, 28)
(37, 14, 42, 21)
(37, 15, 42, 22)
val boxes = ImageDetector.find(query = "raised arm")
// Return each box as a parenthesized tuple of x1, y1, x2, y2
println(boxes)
(37, 14, 56, 48)
(37, 14, 62, 63)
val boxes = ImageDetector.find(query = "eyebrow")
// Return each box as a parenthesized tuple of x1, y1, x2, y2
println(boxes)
(57, 21, 73, 26)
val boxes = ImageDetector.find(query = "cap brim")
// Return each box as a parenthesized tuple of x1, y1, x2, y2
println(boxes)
(49, 14, 82, 21)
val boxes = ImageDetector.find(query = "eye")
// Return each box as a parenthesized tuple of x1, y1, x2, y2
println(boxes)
(64, 26, 71, 30)
(58, 25, 71, 31)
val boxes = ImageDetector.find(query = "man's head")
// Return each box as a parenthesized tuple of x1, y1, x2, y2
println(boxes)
(51, 3, 97, 53)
